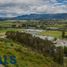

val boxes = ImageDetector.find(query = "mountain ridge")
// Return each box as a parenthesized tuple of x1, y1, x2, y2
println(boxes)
(0, 13, 67, 20)
(13, 13, 67, 20)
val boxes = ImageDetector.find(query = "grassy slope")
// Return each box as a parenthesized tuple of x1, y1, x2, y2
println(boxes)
(0, 39, 62, 67)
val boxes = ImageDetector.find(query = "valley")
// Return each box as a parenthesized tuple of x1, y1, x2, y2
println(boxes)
(0, 20, 67, 67)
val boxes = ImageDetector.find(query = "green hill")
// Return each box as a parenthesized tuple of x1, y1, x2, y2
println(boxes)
(0, 39, 62, 67)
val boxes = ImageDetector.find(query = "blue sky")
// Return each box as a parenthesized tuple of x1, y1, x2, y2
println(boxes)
(0, 0, 67, 17)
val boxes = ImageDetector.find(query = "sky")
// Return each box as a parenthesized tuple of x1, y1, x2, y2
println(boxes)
(0, 0, 67, 17)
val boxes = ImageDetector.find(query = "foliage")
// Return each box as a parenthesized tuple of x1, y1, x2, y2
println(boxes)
(5, 31, 64, 65)
(0, 39, 62, 67)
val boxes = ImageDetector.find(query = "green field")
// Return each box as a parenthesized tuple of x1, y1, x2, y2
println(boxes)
(0, 28, 23, 33)
(39, 30, 67, 39)
(47, 24, 66, 28)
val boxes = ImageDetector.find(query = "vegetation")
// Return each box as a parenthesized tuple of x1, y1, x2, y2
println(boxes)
(5, 31, 64, 65)
(0, 38, 62, 67)
(0, 20, 66, 67)
(39, 31, 62, 38)
(64, 46, 67, 67)
(64, 46, 67, 57)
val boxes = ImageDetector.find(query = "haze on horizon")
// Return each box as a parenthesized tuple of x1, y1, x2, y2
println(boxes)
(0, 0, 67, 17)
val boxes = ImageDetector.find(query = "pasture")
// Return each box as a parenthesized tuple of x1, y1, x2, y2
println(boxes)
(39, 30, 67, 39)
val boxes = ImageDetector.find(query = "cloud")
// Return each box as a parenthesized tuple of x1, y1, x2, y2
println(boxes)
(0, 0, 67, 17)
(32, 4, 67, 14)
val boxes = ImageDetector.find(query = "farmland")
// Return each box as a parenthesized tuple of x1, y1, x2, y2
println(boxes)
(0, 20, 67, 67)
(39, 30, 67, 39)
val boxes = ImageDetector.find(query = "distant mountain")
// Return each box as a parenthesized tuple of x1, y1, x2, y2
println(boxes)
(0, 13, 67, 20)
(0, 17, 12, 21)
(13, 13, 67, 20)
(0, 17, 6, 21)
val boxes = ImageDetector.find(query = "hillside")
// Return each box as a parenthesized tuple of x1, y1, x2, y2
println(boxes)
(0, 38, 62, 67)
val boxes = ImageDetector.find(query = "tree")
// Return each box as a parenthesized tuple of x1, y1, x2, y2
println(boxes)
(62, 30, 65, 39)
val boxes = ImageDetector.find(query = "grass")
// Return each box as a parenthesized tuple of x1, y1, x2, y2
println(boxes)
(39, 30, 67, 39)
(0, 28, 23, 33)
(0, 39, 62, 67)
(0, 28, 24, 39)
(64, 57, 67, 67)
(47, 24, 66, 28)
(0, 21, 16, 26)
